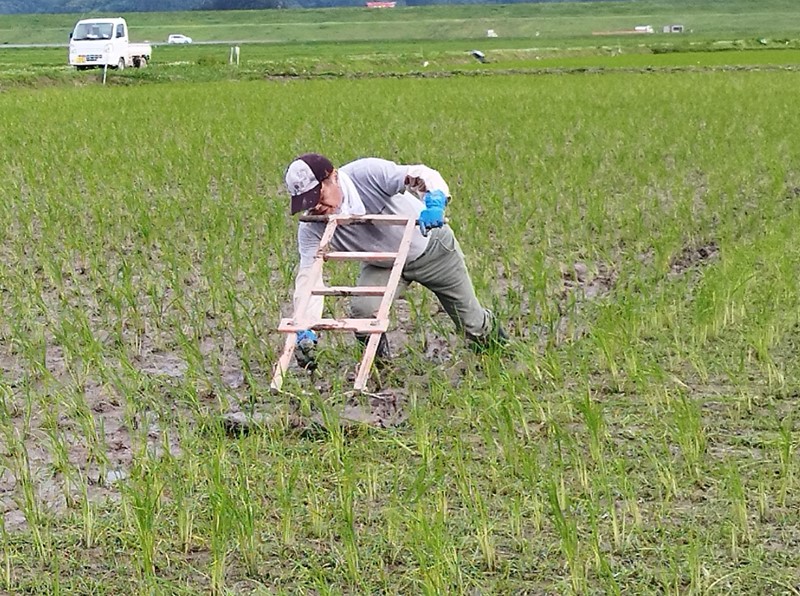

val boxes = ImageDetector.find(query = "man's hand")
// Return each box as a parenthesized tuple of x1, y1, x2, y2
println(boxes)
(295, 329, 318, 371)
(418, 190, 448, 237)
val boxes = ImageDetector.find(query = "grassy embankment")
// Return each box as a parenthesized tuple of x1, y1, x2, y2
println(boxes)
(0, 0, 799, 83)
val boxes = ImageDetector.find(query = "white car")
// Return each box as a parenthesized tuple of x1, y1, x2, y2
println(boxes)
(167, 34, 192, 44)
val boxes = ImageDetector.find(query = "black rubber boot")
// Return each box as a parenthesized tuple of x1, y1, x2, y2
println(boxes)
(467, 317, 509, 354)
(355, 333, 392, 365)
(295, 337, 318, 372)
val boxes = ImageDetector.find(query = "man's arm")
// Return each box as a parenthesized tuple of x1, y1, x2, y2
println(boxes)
(404, 165, 451, 201)
(361, 159, 451, 235)
(293, 223, 324, 327)
(293, 266, 324, 325)
(357, 159, 451, 235)
(403, 165, 451, 236)
(288, 224, 326, 372)
(341, 158, 451, 205)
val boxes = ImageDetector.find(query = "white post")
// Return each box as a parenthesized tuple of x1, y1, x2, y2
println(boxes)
(234, 46, 240, 66)
(229, 46, 234, 64)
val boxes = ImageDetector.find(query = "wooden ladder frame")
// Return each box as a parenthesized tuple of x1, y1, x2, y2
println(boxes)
(271, 214, 417, 393)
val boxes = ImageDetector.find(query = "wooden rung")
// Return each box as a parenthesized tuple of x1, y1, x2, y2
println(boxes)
(325, 251, 398, 262)
(312, 286, 388, 296)
(300, 214, 413, 225)
(279, 318, 388, 333)
(271, 214, 416, 393)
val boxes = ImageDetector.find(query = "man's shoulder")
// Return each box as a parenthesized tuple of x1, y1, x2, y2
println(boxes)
(341, 157, 403, 175)
(298, 221, 324, 236)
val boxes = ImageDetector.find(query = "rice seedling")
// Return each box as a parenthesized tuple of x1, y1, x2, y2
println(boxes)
(669, 393, 707, 481)
(575, 388, 606, 468)
(546, 471, 584, 593)
(2, 420, 49, 560)
(231, 464, 260, 577)
(0, 515, 12, 590)
(776, 414, 795, 506)
(724, 461, 749, 562)
(275, 456, 299, 547)
(207, 442, 234, 595)
(79, 480, 96, 550)
(123, 453, 165, 580)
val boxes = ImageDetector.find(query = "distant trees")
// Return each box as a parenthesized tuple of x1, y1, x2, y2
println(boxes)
(0, 0, 207, 13)
(0, 0, 590, 13)
(0, 0, 66, 12)
(200, 0, 287, 8)
(405, 0, 547, 4)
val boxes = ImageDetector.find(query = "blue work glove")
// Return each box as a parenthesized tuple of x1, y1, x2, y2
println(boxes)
(295, 329, 318, 372)
(418, 190, 448, 237)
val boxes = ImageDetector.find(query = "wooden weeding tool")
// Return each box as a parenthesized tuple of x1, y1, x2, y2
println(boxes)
(270, 214, 416, 393)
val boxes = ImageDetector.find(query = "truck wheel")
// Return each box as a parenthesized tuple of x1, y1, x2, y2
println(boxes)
(117, 58, 125, 70)
(135, 57, 147, 69)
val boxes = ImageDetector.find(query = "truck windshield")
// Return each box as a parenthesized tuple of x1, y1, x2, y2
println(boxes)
(72, 23, 114, 41)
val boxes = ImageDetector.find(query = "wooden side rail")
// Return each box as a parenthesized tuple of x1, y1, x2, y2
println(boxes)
(271, 213, 417, 392)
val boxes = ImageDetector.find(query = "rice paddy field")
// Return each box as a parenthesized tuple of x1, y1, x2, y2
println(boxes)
(1, 0, 800, 593)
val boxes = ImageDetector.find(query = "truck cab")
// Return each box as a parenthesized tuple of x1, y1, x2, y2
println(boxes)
(69, 17, 151, 70)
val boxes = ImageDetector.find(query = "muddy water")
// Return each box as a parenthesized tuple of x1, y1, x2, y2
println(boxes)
(2, 250, 716, 531)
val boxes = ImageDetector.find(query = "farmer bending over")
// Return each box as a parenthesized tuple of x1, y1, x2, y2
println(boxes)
(284, 153, 507, 370)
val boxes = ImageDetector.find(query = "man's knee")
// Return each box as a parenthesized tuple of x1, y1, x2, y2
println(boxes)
(350, 296, 381, 319)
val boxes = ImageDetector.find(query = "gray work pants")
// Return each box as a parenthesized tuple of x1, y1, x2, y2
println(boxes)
(349, 225, 492, 339)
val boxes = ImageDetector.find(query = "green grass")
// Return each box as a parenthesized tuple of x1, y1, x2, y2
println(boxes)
(1, 0, 800, 593)
(1, 41, 800, 90)
(1, 68, 799, 593)
(1, 1, 800, 89)
(2, 0, 800, 86)
(2, 0, 800, 45)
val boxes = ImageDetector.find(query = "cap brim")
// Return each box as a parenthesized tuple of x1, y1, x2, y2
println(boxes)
(290, 186, 321, 215)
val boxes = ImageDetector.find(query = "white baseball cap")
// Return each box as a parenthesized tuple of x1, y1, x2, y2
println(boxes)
(284, 153, 335, 214)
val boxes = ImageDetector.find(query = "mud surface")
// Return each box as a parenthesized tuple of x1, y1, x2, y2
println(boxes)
(0, 328, 248, 531)
(1, 346, 137, 531)
(669, 241, 719, 276)
(560, 260, 617, 301)
(0, 293, 430, 532)
(0, 243, 723, 531)
(544, 260, 619, 345)
(222, 389, 408, 436)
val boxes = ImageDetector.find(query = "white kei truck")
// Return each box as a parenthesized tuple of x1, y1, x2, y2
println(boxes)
(68, 17, 151, 70)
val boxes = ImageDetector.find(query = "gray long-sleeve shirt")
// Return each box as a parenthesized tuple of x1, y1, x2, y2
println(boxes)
(293, 157, 451, 324)
(297, 158, 431, 268)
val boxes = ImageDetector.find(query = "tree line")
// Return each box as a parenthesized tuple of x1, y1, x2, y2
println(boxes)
(0, 0, 586, 14)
